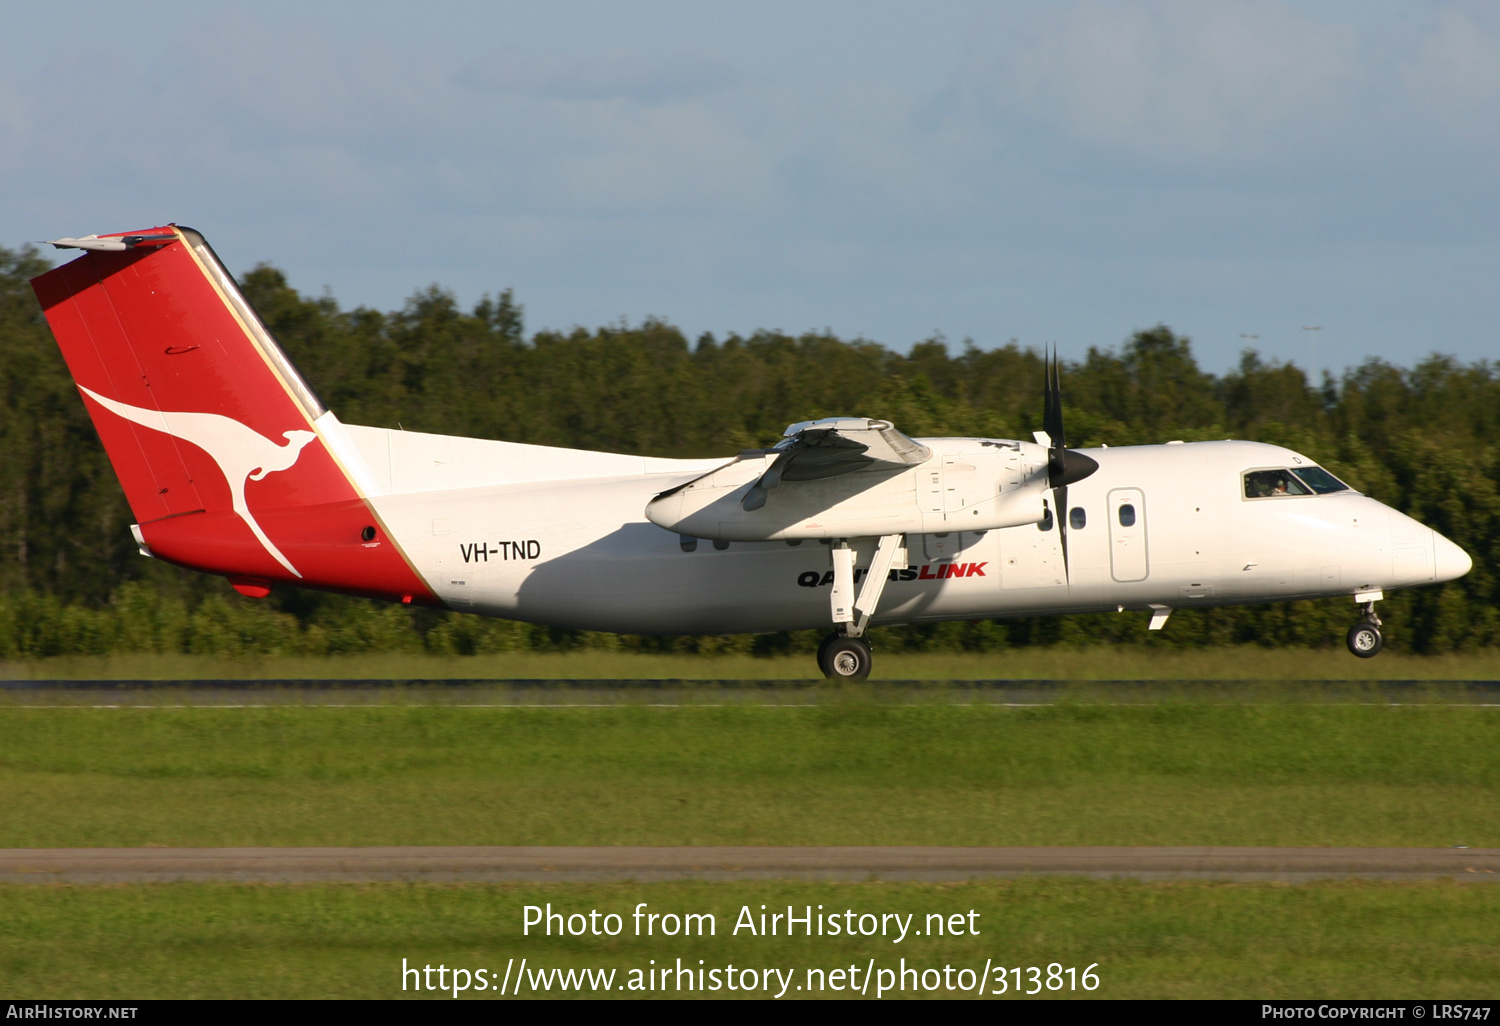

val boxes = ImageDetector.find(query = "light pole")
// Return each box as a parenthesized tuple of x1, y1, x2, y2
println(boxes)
(1302, 326, 1322, 379)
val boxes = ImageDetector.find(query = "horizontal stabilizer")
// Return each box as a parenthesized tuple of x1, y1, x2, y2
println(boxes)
(44, 231, 178, 252)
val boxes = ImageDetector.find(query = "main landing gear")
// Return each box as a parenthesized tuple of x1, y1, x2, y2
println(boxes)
(1346, 592, 1384, 659)
(816, 534, 905, 681)
(818, 632, 873, 681)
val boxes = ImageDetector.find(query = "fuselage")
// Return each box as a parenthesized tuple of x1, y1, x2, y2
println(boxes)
(354, 432, 1471, 635)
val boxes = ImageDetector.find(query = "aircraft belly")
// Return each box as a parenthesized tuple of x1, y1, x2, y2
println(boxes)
(527, 534, 1015, 634)
(372, 479, 1029, 633)
(518, 544, 825, 634)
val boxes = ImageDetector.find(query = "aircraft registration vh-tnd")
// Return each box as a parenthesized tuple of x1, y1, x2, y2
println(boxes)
(31, 225, 1473, 679)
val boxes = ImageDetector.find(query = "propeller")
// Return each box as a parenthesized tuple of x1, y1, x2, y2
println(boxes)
(1041, 347, 1098, 582)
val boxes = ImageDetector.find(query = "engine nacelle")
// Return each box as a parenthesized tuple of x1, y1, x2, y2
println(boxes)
(647, 439, 1051, 541)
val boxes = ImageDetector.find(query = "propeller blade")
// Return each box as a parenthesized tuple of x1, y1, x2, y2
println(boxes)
(1045, 350, 1066, 488)
(1042, 348, 1057, 447)
(1044, 348, 1066, 452)
(1039, 346, 1096, 585)
(1043, 348, 1099, 490)
(1056, 483, 1070, 584)
(1043, 348, 1070, 584)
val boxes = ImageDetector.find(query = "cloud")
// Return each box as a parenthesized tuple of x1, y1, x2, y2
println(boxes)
(964, 1, 1366, 162)
(1399, 7, 1500, 132)
(458, 50, 740, 103)
(6, 2, 1499, 371)
(0, 77, 27, 174)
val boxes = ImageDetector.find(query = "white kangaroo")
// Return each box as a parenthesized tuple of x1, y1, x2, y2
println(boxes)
(79, 386, 316, 577)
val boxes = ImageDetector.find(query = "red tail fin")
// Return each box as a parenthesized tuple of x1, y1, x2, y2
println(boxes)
(31, 225, 434, 602)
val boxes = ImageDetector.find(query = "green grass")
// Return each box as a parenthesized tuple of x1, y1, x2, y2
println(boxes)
(6, 698, 1498, 1001)
(5, 646, 1500, 680)
(2, 703, 1497, 847)
(2, 880, 1496, 999)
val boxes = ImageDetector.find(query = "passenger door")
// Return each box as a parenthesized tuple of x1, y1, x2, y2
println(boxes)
(1108, 488, 1149, 582)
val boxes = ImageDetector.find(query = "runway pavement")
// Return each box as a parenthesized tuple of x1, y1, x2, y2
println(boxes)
(4, 678, 1500, 707)
(2, 846, 1496, 883)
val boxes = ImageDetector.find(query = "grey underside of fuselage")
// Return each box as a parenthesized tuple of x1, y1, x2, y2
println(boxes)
(501, 541, 1348, 636)
(388, 450, 1404, 636)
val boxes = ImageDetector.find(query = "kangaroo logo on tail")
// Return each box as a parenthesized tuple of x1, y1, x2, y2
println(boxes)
(79, 386, 316, 577)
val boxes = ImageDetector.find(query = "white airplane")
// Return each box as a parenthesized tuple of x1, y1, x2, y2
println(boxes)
(33, 225, 1472, 679)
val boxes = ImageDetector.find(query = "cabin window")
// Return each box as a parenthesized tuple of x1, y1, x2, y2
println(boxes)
(1118, 503, 1136, 527)
(1243, 469, 1312, 498)
(1069, 507, 1087, 530)
(1038, 505, 1054, 531)
(1290, 467, 1352, 494)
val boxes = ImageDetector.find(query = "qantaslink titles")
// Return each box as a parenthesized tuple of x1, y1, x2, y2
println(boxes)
(797, 563, 987, 588)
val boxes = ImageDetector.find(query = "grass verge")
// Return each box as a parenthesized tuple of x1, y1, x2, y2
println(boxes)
(2, 703, 1496, 847)
(4, 646, 1500, 680)
(2, 880, 1496, 999)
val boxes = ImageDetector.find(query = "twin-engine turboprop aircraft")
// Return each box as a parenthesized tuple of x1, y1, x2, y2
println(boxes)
(33, 225, 1473, 679)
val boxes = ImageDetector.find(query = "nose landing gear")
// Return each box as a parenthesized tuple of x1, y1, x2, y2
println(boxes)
(1346, 595, 1384, 658)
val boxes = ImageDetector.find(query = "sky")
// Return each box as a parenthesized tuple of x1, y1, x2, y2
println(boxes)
(4, 0, 1498, 375)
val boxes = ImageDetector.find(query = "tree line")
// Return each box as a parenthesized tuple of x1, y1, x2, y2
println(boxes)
(0, 244, 1494, 656)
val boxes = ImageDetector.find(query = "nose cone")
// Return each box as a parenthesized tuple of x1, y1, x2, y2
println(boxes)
(1433, 530, 1473, 583)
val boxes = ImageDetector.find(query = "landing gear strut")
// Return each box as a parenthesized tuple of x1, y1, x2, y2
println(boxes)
(1346, 596, 1384, 659)
(816, 534, 904, 680)
(818, 632, 872, 680)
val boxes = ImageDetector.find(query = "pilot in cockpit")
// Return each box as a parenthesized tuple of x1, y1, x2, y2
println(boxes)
(1244, 469, 1313, 498)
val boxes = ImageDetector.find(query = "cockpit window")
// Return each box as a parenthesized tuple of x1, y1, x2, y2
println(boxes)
(1243, 469, 1312, 498)
(1289, 466, 1351, 494)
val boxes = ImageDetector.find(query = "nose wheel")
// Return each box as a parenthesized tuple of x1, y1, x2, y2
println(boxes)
(1346, 622, 1383, 658)
(818, 633, 872, 680)
(1346, 600, 1384, 658)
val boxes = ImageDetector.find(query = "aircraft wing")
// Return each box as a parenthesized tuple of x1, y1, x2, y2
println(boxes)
(742, 417, 930, 510)
(646, 417, 954, 540)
